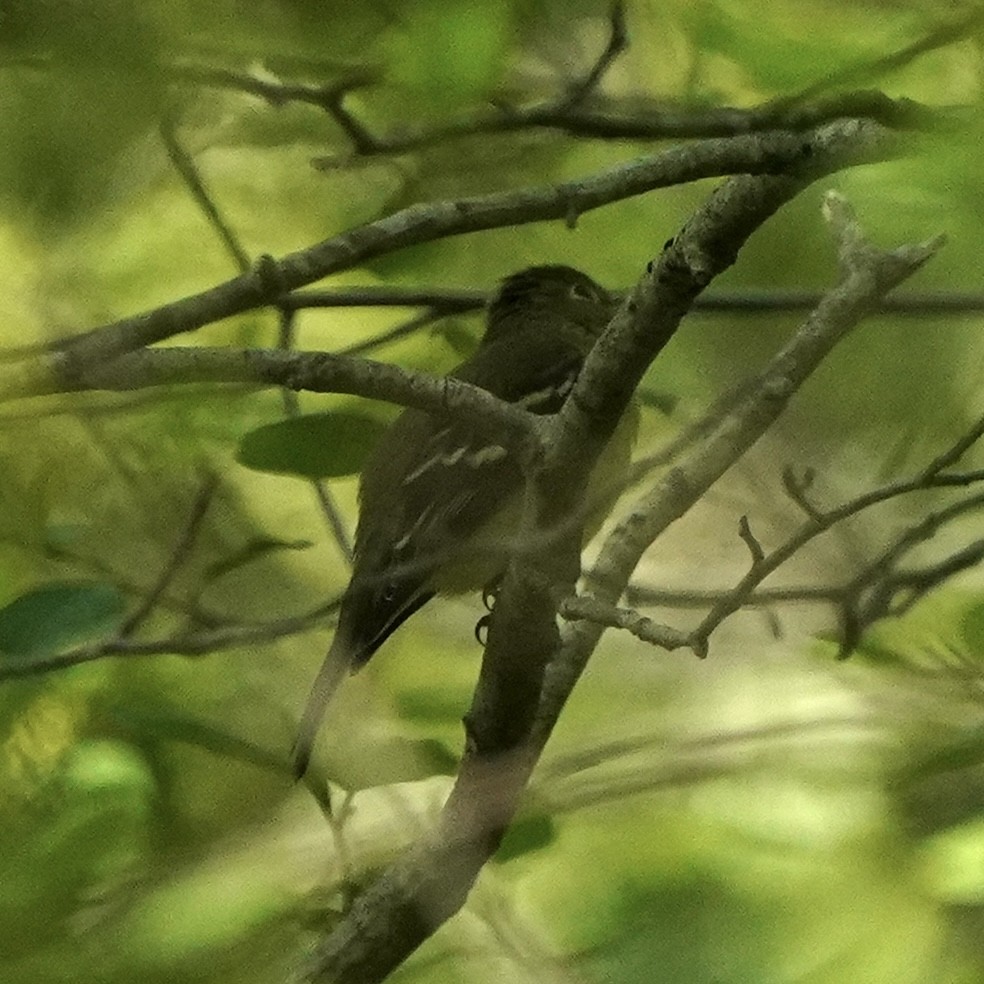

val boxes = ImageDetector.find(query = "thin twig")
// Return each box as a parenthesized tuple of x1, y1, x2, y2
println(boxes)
(117, 473, 220, 638)
(281, 285, 486, 312)
(277, 308, 355, 562)
(336, 310, 446, 357)
(558, 595, 690, 650)
(921, 412, 984, 477)
(692, 446, 984, 653)
(160, 118, 251, 273)
(170, 62, 379, 111)
(783, 8, 984, 106)
(834, 496, 984, 656)
(0, 119, 894, 397)
(627, 582, 846, 608)
(562, 1, 629, 108)
(782, 465, 822, 521)
(282, 286, 984, 317)
(0, 599, 340, 682)
(737, 515, 765, 563)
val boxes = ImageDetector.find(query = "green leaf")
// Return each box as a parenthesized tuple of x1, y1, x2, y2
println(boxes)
(494, 811, 557, 863)
(322, 735, 458, 791)
(902, 724, 984, 780)
(106, 705, 288, 775)
(960, 599, 984, 656)
(385, 0, 515, 115)
(637, 386, 679, 416)
(0, 581, 125, 657)
(236, 411, 388, 479)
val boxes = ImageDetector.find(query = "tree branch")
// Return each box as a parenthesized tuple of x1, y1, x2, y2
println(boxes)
(67, 346, 538, 447)
(559, 595, 688, 649)
(689, 431, 984, 654)
(0, 119, 895, 402)
(295, 132, 912, 984)
(0, 601, 338, 681)
(539, 191, 942, 753)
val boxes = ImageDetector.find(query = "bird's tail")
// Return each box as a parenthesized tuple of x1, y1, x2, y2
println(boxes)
(291, 636, 351, 779)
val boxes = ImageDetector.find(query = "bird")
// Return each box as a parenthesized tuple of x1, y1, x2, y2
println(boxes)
(292, 264, 628, 778)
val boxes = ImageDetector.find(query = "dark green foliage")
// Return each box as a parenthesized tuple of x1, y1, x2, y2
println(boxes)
(237, 411, 389, 478)
(0, 582, 125, 658)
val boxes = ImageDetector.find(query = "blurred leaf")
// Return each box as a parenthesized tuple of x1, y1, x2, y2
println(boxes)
(0, 740, 153, 961)
(236, 411, 388, 478)
(0, 582, 125, 658)
(432, 319, 479, 362)
(40, 523, 89, 556)
(893, 734, 984, 837)
(0, 2, 166, 224)
(384, 0, 515, 115)
(326, 735, 457, 790)
(394, 685, 470, 724)
(106, 704, 288, 775)
(494, 811, 557, 863)
(960, 599, 984, 655)
(204, 535, 315, 582)
(579, 879, 773, 984)
(904, 725, 984, 780)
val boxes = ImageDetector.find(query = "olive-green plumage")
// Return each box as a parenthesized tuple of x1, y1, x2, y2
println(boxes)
(293, 265, 624, 777)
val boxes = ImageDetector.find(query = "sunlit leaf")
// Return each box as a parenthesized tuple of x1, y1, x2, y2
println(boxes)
(384, 0, 515, 115)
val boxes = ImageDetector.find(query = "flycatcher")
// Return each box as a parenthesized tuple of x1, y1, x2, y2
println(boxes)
(293, 265, 625, 777)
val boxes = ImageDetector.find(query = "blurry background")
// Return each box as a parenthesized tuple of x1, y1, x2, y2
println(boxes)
(2, 1, 984, 982)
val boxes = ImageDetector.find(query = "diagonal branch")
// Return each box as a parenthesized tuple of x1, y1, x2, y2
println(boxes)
(689, 426, 984, 653)
(0, 119, 894, 402)
(561, 1, 629, 108)
(540, 192, 942, 739)
(64, 345, 539, 447)
(117, 472, 220, 638)
(296, 142, 915, 984)
(0, 600, 339, 681)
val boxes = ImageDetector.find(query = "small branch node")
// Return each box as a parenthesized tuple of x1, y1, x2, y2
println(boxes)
(253, 254, 288, 301)
(559, 595, 689, 651)
(782, 465, 823, 521)
(325, 91, 383, 155)
(561, 0, 629, 107)
(738, 514, 765, 564)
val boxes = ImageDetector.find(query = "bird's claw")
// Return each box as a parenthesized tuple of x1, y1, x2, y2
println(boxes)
(474, 612, 492, 646)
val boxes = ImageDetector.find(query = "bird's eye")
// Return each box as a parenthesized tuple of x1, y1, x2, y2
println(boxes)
(569, 281, 595, 302)
(381, 581, 398, 602)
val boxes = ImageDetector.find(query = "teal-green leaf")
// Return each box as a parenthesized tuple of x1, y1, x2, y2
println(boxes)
(0, 582, 125, 657)
(236, 411, 388, 479)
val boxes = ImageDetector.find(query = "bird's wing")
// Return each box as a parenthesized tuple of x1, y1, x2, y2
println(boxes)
(343, 329, 585, 663)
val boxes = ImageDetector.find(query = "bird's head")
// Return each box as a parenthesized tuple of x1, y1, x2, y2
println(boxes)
(482, 265, 617, 353)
